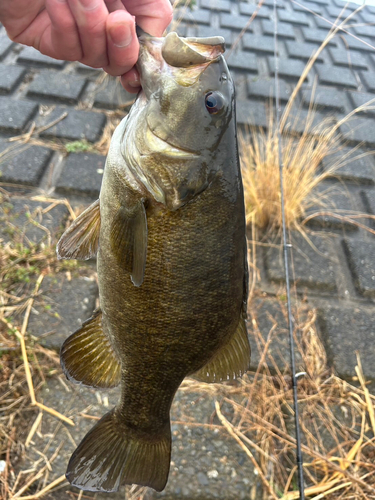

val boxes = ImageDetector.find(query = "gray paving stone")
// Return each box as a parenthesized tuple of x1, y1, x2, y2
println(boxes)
(28, 274, 98, 349)
(326, 4, 354, 17)
(286, 40, 324, 62)
(196, 26, 232, 46)
(200, 0, 231, 12)
(268, 57, 306, 81)
(305, 183, 360, 231)
(315, 64, 358, 88)
(302, 86, 350, 112)
(352, 23, 375, 38)
(0, 97, 37, 133)
(0, 197, 68, 245)
(284, 108, 335, 135)
(225, 50, 257, 73)
(348, 91, 375, 117)
(305, 0, 328, 5)
(361, 71, 375, 92)
(293, 1, 323, 15)
(38, 106, 106, 143)
(264, 233, 337, 291)
(260, 0, 286, 8)
(93, 77, 136, 110)
(340, 117, 375, 147)
(278, 9, 309, 25)
(181, 8, 211, 25)
(220, 14, 254, 31)
(322, 147, 375, 184)
(314, 16, 336, 30)
(236, 100, 268, 128)
(262, 20, 296, 39)
(239, 2, 271, 18)
(17, 46, 66, 68)
(55, 152, 105, 198)
(247, 77, 291, 102)
(0, 64, 26, 94)
(328, 47, 369, 70)
(242, 34, 275, 54)
(332, 0, 359, 10)
(343, 238, 375, 297)
(27, 71, 88, 104)
(0, 142, 52, 186)
(302, 27, 338, 45)
(0, 32, 14, 60)
(342, 34, 374, 52)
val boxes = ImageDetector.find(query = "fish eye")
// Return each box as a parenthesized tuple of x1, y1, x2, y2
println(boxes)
(205, 91, 225, 115)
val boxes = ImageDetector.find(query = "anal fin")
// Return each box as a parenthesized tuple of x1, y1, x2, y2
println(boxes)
(60, 309, 121, 389)
(193, 318, 250, 383)
(110, 199, 148, 287)
(57, 199, 100, 260)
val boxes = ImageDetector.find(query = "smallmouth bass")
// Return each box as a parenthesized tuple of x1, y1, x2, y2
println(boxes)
(57, 30, 250, 493)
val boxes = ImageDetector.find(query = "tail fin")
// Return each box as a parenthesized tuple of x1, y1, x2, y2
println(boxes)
(66, 408, 171, 492)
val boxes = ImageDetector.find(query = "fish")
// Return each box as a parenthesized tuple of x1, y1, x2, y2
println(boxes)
(56, 29, 250, 493)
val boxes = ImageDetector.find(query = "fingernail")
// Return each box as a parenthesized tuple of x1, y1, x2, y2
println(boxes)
(110, 24, 133, 48)
(79, 0, 99, 9)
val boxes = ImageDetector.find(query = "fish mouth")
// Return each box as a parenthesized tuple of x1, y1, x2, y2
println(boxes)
(145, 127, 200, 159)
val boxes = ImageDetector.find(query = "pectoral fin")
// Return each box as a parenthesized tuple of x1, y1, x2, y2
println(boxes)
(60, 309, 121, 389)
(192, 318, 250, 383)
(110, 200, 148, 287)
(57, 199, 100, 260)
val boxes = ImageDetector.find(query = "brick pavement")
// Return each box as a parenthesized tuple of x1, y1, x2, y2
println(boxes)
(1, 0, 375, 498)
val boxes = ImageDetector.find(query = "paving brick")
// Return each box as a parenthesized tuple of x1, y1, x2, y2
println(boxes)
(55, 153, 105, 198)
(305, 183, 360, 231)
(361, 71, 375, 92)
(17, 46, 65, 68)
(262, 20, 296, 39)
(283, 108, 336, 135)
(239, 2, 271, 18)
(0, 32, 14, 60)
(304, 0, 328, 5)
(236, 100, 268, 128)
(322, 148, 375, 185)
(28, 275, 98, 349)
(220, 14, 254, 31)
(340, 118, 375, 147)
(326, 5, 354, 17)
(196, 26, 232, 46)
(260, 0, 285, 8)
(293, 1, 323, 15)
(181, 8, 211, 25)
(264, 233, 336, 291)
(314, 16, 335, 29)
(302, 27, 338, 45)
(242, 34, 276, 54)
(200, 0, 231, 12)
(348, 92, 375, 117)
(27, 71, 88, 104)
(361, 188, 375, 223)
(328, 47, 369, 70)
(316, 64, 358, 88)
(286, 40, 324, 62)
(0, 141, 52, 186)
(0, 64, 26, 94)
(343, 238, 375, 297)
(352, 23, 375, 38)
(38, 107, 106, 143)
(93, 77, 136, 110)
(0, 197, 68, 245)
(342, 34, 374, 52)
(225, 50, 257, 73)
(317, 304, 375, 380)
(332, 0, 358, 10)
(278, 9, 309, 25)
(268, 57, 306, 81)
(247, 77, 291, 102)
(0, 97, 37, 133)
(302, 86, 350, 112)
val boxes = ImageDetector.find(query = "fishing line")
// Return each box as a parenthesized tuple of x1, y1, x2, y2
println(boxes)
(272, 1, 305, 498)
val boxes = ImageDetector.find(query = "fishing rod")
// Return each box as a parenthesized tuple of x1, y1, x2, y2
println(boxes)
(272, 1, 305, 498)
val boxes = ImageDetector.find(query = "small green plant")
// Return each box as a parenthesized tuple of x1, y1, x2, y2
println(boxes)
(65, 140, 92, 153)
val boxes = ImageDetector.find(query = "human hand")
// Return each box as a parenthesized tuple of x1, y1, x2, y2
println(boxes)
(0, 0, 173, 92)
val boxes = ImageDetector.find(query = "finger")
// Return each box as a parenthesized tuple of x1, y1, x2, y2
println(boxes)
(104, 0, 125, 12)
(121, 68, 141, 93)
(0, 0, 45, 40)
(44, 0, 83, 60)
(123, 0, 173, 36)
(104, 10, 138, 77)
(66, 0, 109, 68)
